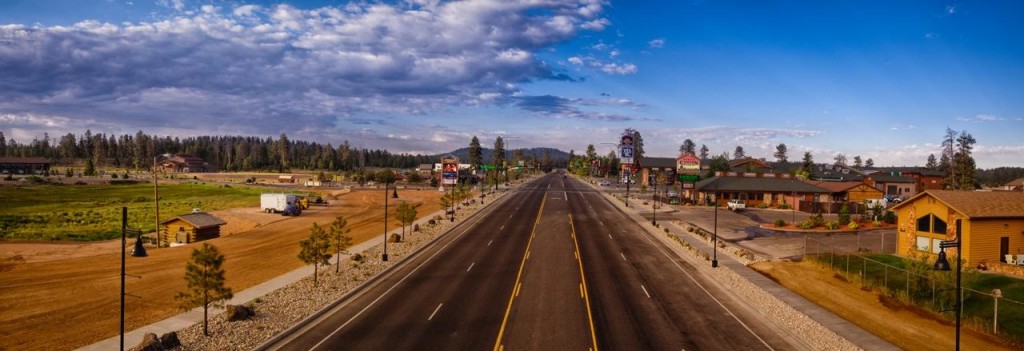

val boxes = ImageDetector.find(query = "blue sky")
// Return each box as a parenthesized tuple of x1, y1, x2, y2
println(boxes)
(1, 1, 1021, 168)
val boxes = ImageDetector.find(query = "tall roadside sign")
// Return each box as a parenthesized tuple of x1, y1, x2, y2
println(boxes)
(441, 155, 459, 190)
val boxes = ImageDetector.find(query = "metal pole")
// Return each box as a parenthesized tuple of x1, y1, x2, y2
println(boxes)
(955, 220, 962, 351)
(652, 173, 657, 226)
(451, 178, 456, 222)
(625, 168, 630, 207)
(120, 206, 126, 351)
(712, 186, 718, 268)
(383, 182, 388, 262)
(153, 157, 159, 248)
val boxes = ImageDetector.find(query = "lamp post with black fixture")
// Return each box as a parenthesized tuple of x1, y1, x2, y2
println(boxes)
(651, 171, 658, 226)
(933, 219, 963, 351)
(121, 207, 146, 351)
(382, 170, 397, 262)
(153, 153, 173, 248)
(705, 180, 719, 268)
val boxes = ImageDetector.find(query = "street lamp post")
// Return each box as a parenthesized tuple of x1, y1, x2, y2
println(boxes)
(383, 180, 389, 262)
(651, 172, 658, 226)
(153, 153, 172, 248)
(712, 181, 719, 268)
(121, 207, 146, 351)
(450, 178, 457, 222)
(933, 219, 963, 351)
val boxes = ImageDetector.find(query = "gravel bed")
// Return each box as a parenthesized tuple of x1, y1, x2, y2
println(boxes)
(164, 191, 508, 351)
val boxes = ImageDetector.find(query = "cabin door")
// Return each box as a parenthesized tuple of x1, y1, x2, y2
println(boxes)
(1001, 237, 1010, 262)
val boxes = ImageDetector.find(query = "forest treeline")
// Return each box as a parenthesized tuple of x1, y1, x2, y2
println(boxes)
(0, 130, 436, 172)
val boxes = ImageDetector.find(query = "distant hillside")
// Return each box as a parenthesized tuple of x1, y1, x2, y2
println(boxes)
(438, 147, 570, 164)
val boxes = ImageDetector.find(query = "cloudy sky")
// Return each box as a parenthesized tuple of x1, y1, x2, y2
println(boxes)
(1, 0, 1022, 168)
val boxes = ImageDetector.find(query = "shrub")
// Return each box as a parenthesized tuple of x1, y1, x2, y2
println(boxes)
(848, 222, 859, 230)
(872, 220, 882, 228)
(777, 203, 791, 210)
(824, 221, 839, 230)
(810, 212, 825, 227)
(111, 174, 119, 179)
(758, 203, 769, 209)
(838, 205, 850, 225)
(882, 210, 897, 224)
(798, 220, 815, 229)
(774, 219, 786, 228)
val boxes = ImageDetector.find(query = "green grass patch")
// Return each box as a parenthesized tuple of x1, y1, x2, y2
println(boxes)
(0, 183, 268, 241)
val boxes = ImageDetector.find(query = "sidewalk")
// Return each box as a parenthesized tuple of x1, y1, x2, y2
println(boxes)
(594, 185, 898, 350)
(77, 207, 448, 351)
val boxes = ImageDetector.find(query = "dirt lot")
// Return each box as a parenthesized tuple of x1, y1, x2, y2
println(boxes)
(752, 260, 1015, 350)
(0, 188, 442, 351)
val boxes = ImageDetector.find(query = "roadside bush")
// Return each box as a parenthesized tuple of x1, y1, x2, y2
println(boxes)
(758, 203, 769, 209)
(111, 174, 119, 179)
(872, 220, 882, 228)
(810, 212, 825, 227)
(838, 205, 851, 225)
(848, 222, 859, 230)
(798, 220, 815, 229)
(774, 219, 786, 228)
(882, 210, 897, 224)
(824, 221, 839, 230)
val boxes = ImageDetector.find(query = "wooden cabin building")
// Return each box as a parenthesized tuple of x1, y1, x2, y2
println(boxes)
(160, 212, 226, 246)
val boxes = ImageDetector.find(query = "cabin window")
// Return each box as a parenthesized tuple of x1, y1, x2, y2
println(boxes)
(933, 217, 947, 235)
(915, 236, 930, 252)
(917, 216, 930, 232)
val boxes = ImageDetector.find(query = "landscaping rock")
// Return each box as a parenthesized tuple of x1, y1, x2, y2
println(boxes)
(135, 332, 163, 351)
(159, 332, 180, 349)
(224, 304, 255, 322)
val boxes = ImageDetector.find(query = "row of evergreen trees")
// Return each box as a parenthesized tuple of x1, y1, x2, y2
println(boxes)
(0, 130, 436, 172)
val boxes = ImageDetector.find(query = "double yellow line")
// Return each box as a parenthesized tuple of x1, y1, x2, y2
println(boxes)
(492, 193, 598, 351)
(493, 193, 545, 351)
(569, 214, 599, 351)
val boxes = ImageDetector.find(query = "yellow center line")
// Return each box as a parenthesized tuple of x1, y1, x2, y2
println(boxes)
(492, 192, 546, 351)
(569, 214, 599, 351)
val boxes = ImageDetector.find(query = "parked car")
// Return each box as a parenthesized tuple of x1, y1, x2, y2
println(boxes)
(599, 181, 611, 186)
(667, 191, 679, 198)
(727, 199, 746, 211)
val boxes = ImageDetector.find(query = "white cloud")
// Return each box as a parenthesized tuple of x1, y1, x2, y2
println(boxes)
(567, 56, 583, 65)
(580, 18, 610, 31)
(648, 38, 665, 48)
(889, 124, 918, 130)
(956, 114, 1006, 122)
(946, 5, 956, 15)
(600, 63, 637, 75)
(0, 0, 609, 140)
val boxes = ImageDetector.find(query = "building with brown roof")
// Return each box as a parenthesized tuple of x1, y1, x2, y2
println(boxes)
(157, 154, 211, 173)
(0, 157, 50, 175)
(805, 180, 884, 214)
(891, 190, 1024, 267)
(1000, 178, 1024, 192)
(160, 212, 227, 246)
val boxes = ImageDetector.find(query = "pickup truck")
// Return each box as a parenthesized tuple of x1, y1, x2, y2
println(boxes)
(727, 199, 746, 211)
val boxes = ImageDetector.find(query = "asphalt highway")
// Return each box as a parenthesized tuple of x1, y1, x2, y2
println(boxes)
(263, 173, 796, 351)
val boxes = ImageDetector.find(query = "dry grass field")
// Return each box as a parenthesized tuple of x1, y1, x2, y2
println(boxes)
(0, 188, 442, 351)
(753, 260, 1016, 350)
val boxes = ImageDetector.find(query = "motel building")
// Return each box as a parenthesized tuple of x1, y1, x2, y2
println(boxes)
(891, 190, 1024, 272)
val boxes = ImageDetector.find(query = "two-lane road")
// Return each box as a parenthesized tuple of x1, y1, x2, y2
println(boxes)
(262, 173, 797, 350)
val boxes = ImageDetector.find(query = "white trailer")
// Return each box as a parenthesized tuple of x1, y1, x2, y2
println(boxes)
(261, 193, 298, 213)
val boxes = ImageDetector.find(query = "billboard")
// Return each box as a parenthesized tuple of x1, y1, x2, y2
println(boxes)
(441, 155, 459, 185)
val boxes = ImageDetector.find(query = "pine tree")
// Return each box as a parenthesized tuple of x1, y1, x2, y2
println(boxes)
(953, 131, 977, 189)
(0, 131, 6, 157)
(679, 139, 696, 154)
(298, 223, 332, 287)
(865, 158, 874, 168)
(941, 127, 958, 189)
(699, 144, 709, 160)
(774, 143, 788, 163)
(493, 137, 505, 176)
(84, 158, 96, 176)
(176, 243, 233, 336)
(800, 151, 815, 179)
(329, 216, 352, 274)
(468, 136, 482, 171)
(733, 146, 745, 159)
(926, 154, 938, 170)
(853, 155, 862, 168)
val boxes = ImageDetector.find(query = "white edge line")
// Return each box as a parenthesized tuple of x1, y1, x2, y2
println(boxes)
(467, 262, 475, 272)
(307, 187, 511, 350)
(428, 303, 443, 321)
(641, 284, 651, 298)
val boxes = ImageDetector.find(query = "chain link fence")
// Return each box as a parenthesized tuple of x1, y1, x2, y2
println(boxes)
(804, 235, 1024, 342)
